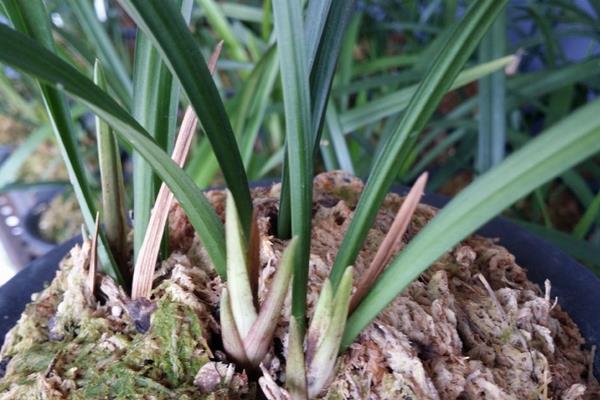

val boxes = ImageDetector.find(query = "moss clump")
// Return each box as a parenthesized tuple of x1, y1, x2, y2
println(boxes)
(0, 244, 217, 399)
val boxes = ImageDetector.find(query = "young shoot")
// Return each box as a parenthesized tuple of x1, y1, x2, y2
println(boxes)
(221, 191, 298, 369)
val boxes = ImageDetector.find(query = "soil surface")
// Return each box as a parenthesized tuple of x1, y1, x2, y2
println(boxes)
(0, 171, 597, 399)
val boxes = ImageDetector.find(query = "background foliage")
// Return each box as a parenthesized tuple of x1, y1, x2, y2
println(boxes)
(0, 0, 598, 275)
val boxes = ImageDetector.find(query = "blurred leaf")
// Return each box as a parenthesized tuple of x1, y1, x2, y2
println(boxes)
(0, 70, 39, 122)
(352, 54, 419, 76)
(0, 22, 228, 275)
(0, 125, 49, 188)
(561, 169, 595, 208)
(1, 0, 124, 283)
(324, 100, 354, 174)
(340, 55, 514, 133)
(67, 0, 132, 106)
(476, 9, 506, 173)
(516, 220, 600, 274)
(220, 2, 263, 23)
(574, 191, 600, 239)
(195, 0, 249, 63)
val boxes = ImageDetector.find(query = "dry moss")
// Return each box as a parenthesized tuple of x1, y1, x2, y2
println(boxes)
(0, 171, 597, 399)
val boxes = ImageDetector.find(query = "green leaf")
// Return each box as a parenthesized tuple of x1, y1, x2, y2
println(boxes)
(324, 100, 354, 174)
(187, 47, 278, 185)
(130, 0, 192, 261)
(253, 147, 285, 179)
(94, 60, 129, 280)
(278, 0, 356, 239)
(0, 69, 39, 122)
(340, 55, 515, 133)
(67, 0, 132, 106)
(239, 55, 279, 167)
(352, 54, 419, 76)
(476, 9, 506, 173)
(195, 0, 249, 63)
(574, 191, 600, 239)
(515, 220, 600, 274)
(308, 0, 356, 147)
(0, 22, 227, 276)
(229, 46, 279, 166)
(286, 318, 308, 399)
(0, 125, 50, 189)
(307, 267, 353, 398)
(306, 279, 333, 362)
(225, 191, 257, 338)
(304, 0, 333, 69)
(272, 0, 313, 325)
(330, 0, 510, 290)
(344, 98, 600, 347)
(245, 236, 297, 366)
(220, 2, 263, 23)
(1, 0, 124, 284)
(118, 0, 253, 234)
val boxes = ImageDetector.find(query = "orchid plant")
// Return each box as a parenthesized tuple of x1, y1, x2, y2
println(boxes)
(0, 0, 599, 398)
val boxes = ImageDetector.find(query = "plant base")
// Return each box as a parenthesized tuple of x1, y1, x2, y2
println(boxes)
(0, 172, 597, 399)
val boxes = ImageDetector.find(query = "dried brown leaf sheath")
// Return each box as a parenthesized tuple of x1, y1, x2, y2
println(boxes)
(350, 172, 428, 312)
(131, 42, 223, 300)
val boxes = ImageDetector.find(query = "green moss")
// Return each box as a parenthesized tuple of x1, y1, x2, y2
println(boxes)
(122, 298, 210, 388)
(1, 296, 211, 399)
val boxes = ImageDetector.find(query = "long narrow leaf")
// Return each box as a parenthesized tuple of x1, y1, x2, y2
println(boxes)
(330, 0, 510, 289)
(130, 0, 192, 261)
(304, 0, 333, 69)
(226, 191, 257, 337)
(476, 9, 506, 172)
(118, 0, 253, 234)
(278, 0, 356, 239)
(0, 23, 227, 275)
(344, 98, 600, 347)
(574, 191, 600, 239)
(272, 0, 313, 326)
(1, 0, 124, 284)
(67, 0, 132, 106)
(340, 56, 515, 134)
(195, 0, 249, 63)
(94, 61, 129, 280)
(324, 100, 354, 174)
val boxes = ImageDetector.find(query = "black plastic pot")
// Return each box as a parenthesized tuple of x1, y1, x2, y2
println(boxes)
(0, 189, 598, 377)
(0, 184, 67, 271)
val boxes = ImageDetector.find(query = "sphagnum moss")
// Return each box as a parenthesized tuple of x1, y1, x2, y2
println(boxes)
(0, 172, 597, 399)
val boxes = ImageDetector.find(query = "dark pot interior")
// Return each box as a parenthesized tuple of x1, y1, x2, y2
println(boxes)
(0, 188, 597, 377)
